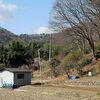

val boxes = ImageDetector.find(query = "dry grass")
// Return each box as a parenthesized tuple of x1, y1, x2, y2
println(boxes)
(0, 85, 100, 100)
(0, 75, 100, 100)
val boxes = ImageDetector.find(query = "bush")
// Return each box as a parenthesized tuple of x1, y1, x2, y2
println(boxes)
(0, 63, 5, 70)
(49, 58, 60, 68)
(95, 52, 100, 59)
(67, 51, 80, 61)
(95, 43, 100, 51)
(78, 58, 92, 67)
(49, 58, 61, 77)
(84, 48, 91, 54)
(61, 51, 81, 68)
(61, 56, 68, 67)
(92, 62, 100, 76)
(98, 62, 100, 73)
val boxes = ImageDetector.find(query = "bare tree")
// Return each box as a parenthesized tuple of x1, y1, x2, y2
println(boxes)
(49, 0, 100, 58)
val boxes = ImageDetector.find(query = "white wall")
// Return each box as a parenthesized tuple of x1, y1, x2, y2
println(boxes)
(0, 71, 14, 87)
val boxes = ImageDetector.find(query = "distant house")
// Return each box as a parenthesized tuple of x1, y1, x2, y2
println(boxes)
(0, 68, 31, 88)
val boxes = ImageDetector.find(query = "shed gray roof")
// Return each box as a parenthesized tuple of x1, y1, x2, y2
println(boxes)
(5, 68, 32, 73)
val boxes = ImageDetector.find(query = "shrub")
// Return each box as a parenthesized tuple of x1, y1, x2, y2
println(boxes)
(0, 63, 5, 70)
(78, 58, 92, 67)
(95, 52, 100, 59)
(84, 48, 91, 54)
(97, 62, 100, 74)
(92, 62, 100, 76)
(67, 51, 80, 61)
(95, 43, 100, 51)
(61, 56, 68, 67)
(98, 62, 100, 73)
(50, 58, 60, 68)
(61, 51, 81, 67)
(49, 58, 61, 77)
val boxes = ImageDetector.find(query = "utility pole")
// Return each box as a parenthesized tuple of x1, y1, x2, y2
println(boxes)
(38, 49, 42, 85)
(49, 33, 52, 62)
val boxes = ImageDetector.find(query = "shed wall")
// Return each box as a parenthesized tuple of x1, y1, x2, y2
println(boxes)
(14, 72, 31, 86)
(0, 71, 14, 87)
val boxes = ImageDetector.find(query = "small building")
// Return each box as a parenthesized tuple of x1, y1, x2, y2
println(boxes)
(0, 68, 31, 88)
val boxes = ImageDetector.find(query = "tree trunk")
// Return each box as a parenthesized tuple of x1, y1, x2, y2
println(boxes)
(87, 38, 96, 60)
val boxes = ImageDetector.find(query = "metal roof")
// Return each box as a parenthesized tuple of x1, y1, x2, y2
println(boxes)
(4, 68, 32, 73)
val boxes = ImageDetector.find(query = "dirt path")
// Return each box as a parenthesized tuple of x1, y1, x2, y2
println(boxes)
(44, 84, 100, 92)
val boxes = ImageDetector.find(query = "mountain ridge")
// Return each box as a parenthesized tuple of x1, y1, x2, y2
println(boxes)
(0, 27, 50, 46)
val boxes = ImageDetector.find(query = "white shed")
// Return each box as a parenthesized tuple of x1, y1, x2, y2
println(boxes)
(0, 68, 31, 88)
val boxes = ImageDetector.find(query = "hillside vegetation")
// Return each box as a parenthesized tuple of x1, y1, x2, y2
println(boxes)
(0, 27, 50, 46)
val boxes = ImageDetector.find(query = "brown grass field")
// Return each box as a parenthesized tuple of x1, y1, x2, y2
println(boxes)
(0, 75, 100, 100)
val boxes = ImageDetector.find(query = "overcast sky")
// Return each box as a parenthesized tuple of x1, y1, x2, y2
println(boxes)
(0, 0, 54, 35)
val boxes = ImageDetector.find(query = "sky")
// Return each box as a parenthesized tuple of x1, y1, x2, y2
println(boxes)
(0, 0, 54, 35)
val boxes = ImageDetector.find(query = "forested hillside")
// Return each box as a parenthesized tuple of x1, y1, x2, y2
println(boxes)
(0, 26, 72, 47)
(0, 27, 50, 46)
(0, 27, 18, 46)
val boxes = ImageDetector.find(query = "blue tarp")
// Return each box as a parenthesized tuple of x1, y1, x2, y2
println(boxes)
(68, 76, 76, 80)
